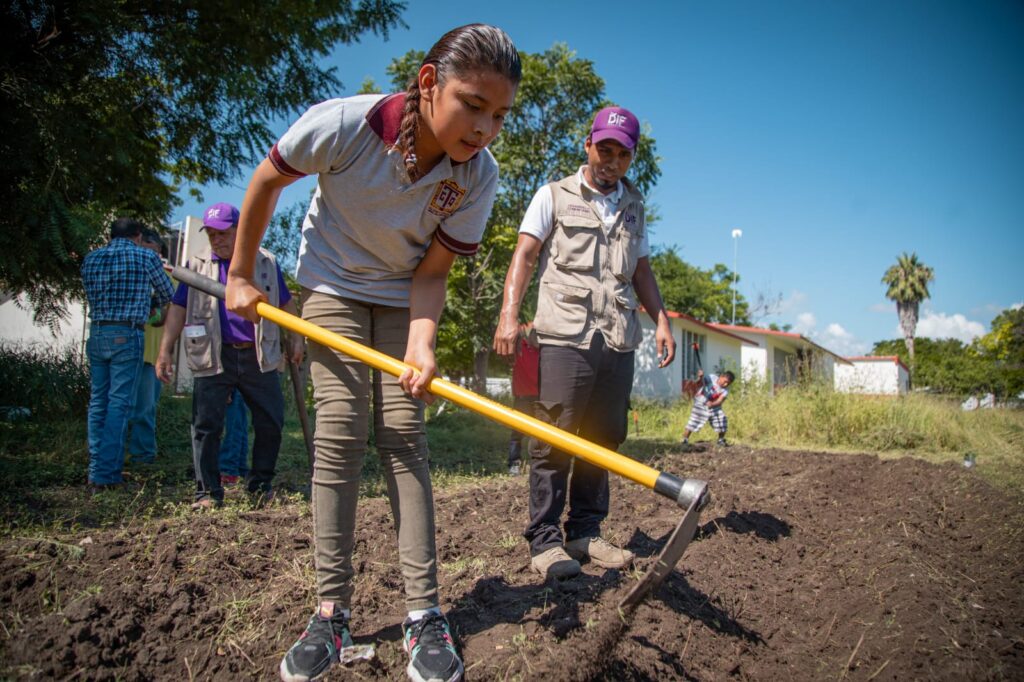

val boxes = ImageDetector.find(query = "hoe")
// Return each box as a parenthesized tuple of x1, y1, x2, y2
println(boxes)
(170, 266, 710, 610)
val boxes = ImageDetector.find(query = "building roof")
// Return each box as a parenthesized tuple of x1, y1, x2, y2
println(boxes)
(662, 310, 759, 345)
(708, 323, 853, 365)
(845, 355, 910, 372)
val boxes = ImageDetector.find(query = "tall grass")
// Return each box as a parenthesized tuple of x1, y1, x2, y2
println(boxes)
(630, 383, 1024, 494)
(0, 343, 91, 418)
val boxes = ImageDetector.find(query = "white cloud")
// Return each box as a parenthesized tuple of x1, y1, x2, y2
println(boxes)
(1013, 302, 1023, 311)
(816, 323, 870, 356)
(793, 312, 816, 336)
(869, 302, 892, 313)
(908, 310, 986, 343)
(776, 290, 808, 315)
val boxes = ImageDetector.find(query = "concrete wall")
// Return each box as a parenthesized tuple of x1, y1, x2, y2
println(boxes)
(633, 317, 744, 400)
(0, 293, 88, 353)
(835, 359, 908, 395)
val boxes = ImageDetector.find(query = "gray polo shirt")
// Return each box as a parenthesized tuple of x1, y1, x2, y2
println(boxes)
(271, 94, 499, 307)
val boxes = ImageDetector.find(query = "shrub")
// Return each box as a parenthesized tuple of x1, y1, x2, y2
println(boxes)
(0, 343, 91, 419)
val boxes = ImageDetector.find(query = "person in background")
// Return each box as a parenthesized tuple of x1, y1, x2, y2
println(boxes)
(218, 388, 250, 486)
(155, 202, 304, 510)
(507, 322, 539, 475)
(127, 229, 170, 464)
(680, 369, 735, 448)
(81, 218, 174, 490)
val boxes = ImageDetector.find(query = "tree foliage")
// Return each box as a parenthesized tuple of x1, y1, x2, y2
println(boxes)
(881, 252, 934, 362)
(649, 246, 751, 324)
(0, 0, 406, 324)
(385, 44, 663, 385)
(872, 306, 1024, 398)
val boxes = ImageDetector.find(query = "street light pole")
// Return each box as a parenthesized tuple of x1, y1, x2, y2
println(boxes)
(731, 229, 742, 324)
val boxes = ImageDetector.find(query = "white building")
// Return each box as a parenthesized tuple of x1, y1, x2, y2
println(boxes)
(634, 312, 756, 399)
(834, 356, 910, 395)
(0, 292, 87, 353)
(707, 324, 852, 393)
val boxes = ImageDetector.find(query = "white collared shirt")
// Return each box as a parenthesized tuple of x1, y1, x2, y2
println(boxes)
(518, 167, 649, 257)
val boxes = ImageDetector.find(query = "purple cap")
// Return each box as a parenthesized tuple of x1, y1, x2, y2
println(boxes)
(590, 106, 640, 150)
(201, 202, 240, 230)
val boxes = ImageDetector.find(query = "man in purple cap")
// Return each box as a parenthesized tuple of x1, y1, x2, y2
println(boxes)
(156, 202, 305, 510)
(492, 107, 676, 580)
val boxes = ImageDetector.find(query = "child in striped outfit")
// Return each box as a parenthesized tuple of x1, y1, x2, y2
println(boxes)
(681, 369, 735, 447)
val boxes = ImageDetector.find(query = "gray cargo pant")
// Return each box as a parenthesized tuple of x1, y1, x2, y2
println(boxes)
(302, 290, 438, 611)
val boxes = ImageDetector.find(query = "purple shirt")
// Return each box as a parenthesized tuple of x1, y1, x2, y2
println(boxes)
(171, 255, 292, 344)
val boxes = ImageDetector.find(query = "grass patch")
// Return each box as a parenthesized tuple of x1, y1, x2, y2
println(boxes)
(3, 373, 1021, 537)
(626, 387, 1024, 495)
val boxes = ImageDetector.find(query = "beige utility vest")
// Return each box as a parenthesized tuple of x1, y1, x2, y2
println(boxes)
(183, 248, 284, 377)
(534, 175, 646, 352)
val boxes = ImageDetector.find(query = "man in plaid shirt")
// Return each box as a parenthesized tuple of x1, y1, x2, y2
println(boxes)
(81, 218, 174, 489)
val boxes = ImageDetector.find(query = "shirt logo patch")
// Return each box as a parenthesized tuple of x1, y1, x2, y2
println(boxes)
(566, 204, 592, 217)
(427, 179, 467, 217)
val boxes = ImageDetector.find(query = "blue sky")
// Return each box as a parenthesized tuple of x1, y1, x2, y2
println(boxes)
(177, 0, 1024, 356)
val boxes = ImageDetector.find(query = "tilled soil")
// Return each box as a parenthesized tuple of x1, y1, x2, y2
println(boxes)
(2, 446, 1022, 681)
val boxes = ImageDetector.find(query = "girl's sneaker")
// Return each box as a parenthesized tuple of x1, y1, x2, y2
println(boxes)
(403, 612, 463, 682)
(280, 606, 353, 682)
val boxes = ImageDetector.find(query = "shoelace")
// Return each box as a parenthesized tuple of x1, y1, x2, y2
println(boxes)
(409, 614, 452, 650)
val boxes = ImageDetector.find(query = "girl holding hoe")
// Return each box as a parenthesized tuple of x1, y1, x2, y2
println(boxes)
(226, 24, 521, 682)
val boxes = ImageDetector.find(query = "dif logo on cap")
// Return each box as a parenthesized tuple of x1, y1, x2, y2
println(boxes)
(589, 106, 640, 150)
(202, 202, 240, 230)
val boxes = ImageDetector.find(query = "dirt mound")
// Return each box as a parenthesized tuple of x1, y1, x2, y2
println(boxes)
(2, 447, 1022, 680)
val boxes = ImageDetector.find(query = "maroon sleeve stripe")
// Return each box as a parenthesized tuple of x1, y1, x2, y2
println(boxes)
(268, 143, 307, 178)
(435, 228, 479, 256)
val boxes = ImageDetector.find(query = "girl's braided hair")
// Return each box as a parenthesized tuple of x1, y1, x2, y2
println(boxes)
(396, 24, 521, 182)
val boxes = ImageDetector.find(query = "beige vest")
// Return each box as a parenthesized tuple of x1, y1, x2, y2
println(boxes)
(533, 175, 646, 352)
(183, 248, 283, 377)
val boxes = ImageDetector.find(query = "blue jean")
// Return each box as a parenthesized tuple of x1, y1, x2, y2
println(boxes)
(218, 389, 250, 477)
(127, 363, 162, 462)
(86, 325, 144, 484)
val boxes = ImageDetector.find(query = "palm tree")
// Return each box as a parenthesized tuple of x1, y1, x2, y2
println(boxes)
(882, 252, 935, 363)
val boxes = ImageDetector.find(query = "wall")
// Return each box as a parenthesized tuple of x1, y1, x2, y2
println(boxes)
(834, 360, 904, 395)
(0, 293, 88, 353)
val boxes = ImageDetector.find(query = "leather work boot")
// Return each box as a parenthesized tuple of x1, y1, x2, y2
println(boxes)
(530, 546, 581, 579)
(564, 536, 635, 569)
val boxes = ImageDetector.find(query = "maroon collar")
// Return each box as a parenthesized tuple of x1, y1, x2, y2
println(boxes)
(365, 93, 475, 165)
(366, 93, 404, 146)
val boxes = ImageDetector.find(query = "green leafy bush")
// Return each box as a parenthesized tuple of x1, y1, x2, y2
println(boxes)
(0, 343, 90, 419)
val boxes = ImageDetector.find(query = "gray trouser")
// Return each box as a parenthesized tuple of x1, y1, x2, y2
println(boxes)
(526, 333, 634, 554)
(302, 290, 437, 611)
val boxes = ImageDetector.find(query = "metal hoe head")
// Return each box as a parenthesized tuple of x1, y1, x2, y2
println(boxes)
(619, 480, 708, 610)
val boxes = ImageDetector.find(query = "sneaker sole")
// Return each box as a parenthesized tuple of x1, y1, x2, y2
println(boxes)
(405, 658, 464, 682)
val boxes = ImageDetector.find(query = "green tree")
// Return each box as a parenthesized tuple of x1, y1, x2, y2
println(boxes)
(881, 252, 935, 364)
(973, 306, 1024, 398)
(385, 44, 662, 388)
(649, 246, 751, 324)
(872, 337, 992, 395)
(0, 0, 406, 325)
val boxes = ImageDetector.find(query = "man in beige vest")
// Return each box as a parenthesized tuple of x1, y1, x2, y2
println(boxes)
(493, 107, 676, 579)
(156, 202, 304, 510)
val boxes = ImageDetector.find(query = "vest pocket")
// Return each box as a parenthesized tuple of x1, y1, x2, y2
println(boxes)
(552, 215, 601, 272)
(609, 228, 641, 281)
(535, 282, 591, 338)
(610, 284, 642, 349)
(185, 323, 215, 372)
